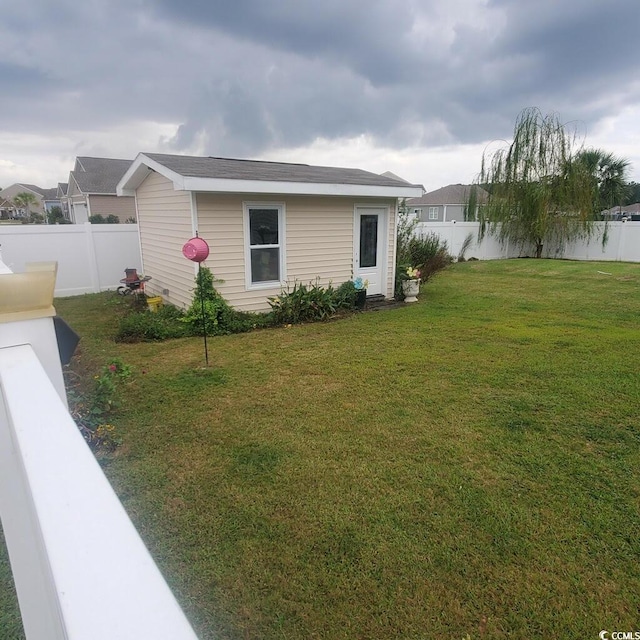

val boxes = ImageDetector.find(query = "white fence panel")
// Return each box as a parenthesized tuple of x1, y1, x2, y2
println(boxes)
(0, 224, 141, 296)
(416, 221, 640, 263)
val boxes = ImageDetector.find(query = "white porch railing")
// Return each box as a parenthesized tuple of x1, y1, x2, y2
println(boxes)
(0, 343, 199, 639)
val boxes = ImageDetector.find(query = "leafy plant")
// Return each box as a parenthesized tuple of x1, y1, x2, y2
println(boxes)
(115, 303, 189, 342)
(395, 229, 451, 297)
(47, 206, 65, 224)
(89, 213, 120, 224)
(395, 198, 419, 271)
(67, 358, 132, 452)
(268, 279, 338, 324)
(333, 280, 358, 309)
(183, 266, 271, 335)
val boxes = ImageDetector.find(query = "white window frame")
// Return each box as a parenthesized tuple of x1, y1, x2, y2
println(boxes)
(428, 206, 438, 220)
(243, 202, 286, 290)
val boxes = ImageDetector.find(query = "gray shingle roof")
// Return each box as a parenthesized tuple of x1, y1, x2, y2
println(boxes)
(144, 153, 422, 189)
(72, 157, 133, 194)
(19, 183, 46, 196)
(407, 184, 489, 206)
(41, 188, 59, 200)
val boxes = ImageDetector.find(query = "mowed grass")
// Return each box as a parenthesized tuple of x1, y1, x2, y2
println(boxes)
(2, 258, 640, 639)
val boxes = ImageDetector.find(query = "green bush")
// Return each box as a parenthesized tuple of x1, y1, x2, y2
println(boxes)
(269, 280, 338, 324)
(182, 267, 271, 335)
(333, 280, 358, 309)
(89, 213, 120, 224)
(407, 233, 452, 281)
(115, 304, 189, 342)
(67, 358, 132, 452)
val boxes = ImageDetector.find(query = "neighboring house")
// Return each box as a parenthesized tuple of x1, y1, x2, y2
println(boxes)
(407, 184, 489, 222)
(0, 183, 61, 219)
(67, 157, 136, 223)
(117, 153, 423, 312)
(601, 203, 640, 221)
(57, 182, 71, 220)
(40, 187, 62, 214)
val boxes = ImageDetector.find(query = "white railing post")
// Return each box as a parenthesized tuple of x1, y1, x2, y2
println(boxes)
(0, 346, 200, 639)
(0, 258, 200, 639)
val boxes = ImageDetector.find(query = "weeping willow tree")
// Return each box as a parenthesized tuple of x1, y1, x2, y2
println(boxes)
(475, 107, 599, 258)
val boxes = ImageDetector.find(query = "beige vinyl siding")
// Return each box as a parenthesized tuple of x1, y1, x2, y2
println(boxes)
(135, 172, 194, 308)
(196, 193, 397, 312)
(88, 195, 136, 219)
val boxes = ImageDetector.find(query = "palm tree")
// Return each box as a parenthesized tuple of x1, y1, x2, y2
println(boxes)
(573, 148, 630, 214)
(13, 192, 39, 222)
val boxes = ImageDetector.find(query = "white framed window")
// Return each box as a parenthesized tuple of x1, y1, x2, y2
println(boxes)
(428, 206, 438, 220)
(243, 203, 285, 289)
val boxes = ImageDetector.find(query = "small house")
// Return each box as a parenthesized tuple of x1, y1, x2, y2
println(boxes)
(66, 157, 136, 223)
(117, 153, 423, 311)
(407, 184, 489, 222)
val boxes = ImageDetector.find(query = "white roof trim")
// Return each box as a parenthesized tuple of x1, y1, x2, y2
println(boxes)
(117, 154, 423, 198)
(179, 176, 422, 197)
(117, 154, 179, 196)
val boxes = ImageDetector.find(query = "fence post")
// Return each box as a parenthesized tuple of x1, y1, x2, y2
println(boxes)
(84, 222, 101, 292)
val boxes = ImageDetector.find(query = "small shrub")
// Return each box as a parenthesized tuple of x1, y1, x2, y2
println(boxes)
(394, 232, 452, 297)
(47, 206, 65, 224)
(68, 358, 132, 452)
(183, 266, 272, 335)
(89, 214, 119, 224)
(268, 280, 338, 324)
(334, 280, 358, 309)
(115, 304, 189, 342)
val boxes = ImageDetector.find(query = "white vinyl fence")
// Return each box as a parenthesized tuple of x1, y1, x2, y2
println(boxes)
(0, 224, 142, 297)
(416, 221, 640, 262)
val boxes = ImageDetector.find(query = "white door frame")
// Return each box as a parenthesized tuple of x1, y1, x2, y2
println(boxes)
(353, 205, 389, 296)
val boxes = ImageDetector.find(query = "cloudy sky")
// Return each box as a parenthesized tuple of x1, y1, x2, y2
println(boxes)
(1, 0, 640, 192)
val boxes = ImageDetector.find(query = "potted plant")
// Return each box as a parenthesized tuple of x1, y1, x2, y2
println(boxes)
(353, 277, 369, 310)
(400, 266, 421, 303)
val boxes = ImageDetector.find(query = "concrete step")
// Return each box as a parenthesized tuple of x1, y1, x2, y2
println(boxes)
(365, 294, 404, 311)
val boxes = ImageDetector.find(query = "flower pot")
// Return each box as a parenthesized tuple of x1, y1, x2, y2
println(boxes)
(402, 279, 420, 303)
(355, 289, 367, 310)
(147, 296, 163, 312)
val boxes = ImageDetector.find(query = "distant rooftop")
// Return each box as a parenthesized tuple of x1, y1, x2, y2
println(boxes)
(407, 184, 489, 206)
(72, 157, 133, 194)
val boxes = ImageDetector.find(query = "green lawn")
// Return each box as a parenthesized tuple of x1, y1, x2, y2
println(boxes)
(2, 259, 640, 639)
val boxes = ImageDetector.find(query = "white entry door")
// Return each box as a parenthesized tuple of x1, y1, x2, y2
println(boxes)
(354, 207, 387, 296)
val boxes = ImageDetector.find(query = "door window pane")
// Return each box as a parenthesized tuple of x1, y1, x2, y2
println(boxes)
(360, 214, 378, 268)
(250, 209, 279, 245)
(251, 247, 280, 283)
